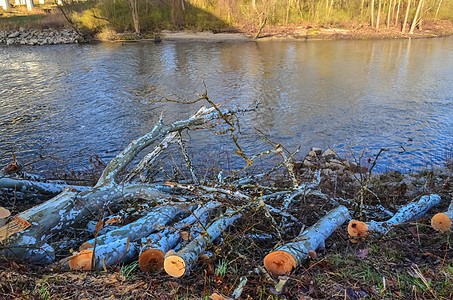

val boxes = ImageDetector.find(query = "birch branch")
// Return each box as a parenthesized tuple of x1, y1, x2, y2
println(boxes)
(264, 205, 349, 276)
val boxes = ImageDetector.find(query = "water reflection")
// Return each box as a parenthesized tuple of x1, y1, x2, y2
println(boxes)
(0, 36, 452, 173)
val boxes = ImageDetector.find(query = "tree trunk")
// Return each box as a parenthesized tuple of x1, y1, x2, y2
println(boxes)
(25, 0, 33, 10)
(371, 0, 375, 27)
(435, 0, 443, 18)
(85, 205, 190, 247)
(0, 177, 89, 194)
(348, 194, 441, 238)
(129, 0, 140, 34)
(394, 0, 401, 26)
(263, 205, 349, 277)
(376, 0, 382, 30)
(164, 211, 241, 277)
(402, 0, 411, 33)
(0, 106, 245, 264)
(409, 0, 422, 34)
(139, 202, 219, 272)
(1, 0, 11, 10)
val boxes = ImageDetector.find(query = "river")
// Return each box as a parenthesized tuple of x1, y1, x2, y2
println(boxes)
(1, 36, 452, 174)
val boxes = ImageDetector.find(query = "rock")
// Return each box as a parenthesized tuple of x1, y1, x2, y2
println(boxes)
(303, 159, 315, 168)
(311, 147, 322, 155)
(308, 150, 317, 158)
(322, 149, 336, 160)
(8, 31, 20, 38)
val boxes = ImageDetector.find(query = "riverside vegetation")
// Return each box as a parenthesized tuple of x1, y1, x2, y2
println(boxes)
(0, 99, 452, 299)
(1, 0, 453, 43)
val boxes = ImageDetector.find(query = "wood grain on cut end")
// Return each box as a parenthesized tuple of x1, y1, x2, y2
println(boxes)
(431, 213, 452, 232)
(164, 255, 186, 277)
(139, 249, 165, 272)
(263, 250, 296, 276)
(69, 249, 93, 271)
(347, 220, 369, 243)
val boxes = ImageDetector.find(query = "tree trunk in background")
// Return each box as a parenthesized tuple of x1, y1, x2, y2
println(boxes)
(435, 0, 443, 18)
(409, 0, 422, 34)
(129, 0, 140, 34)
(371, 0, 375, 27)
(402, 0, 411, 32)
(1, 0, 11, 10)
(376, 0, 381, 30)
(394, 0, 401, 26)
(387, 0, 393, 28)
(25, 0, 33, 11)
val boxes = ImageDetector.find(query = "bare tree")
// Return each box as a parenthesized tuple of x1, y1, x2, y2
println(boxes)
(1, 0, 11, 10)
(129, 0, 140, 34)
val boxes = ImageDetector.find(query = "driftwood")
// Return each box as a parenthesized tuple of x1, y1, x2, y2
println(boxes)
(164, 211, 241, 277)
(0, 105, 247, 264)
(348, 194, 441, 240)
(263, 205, 349, 277)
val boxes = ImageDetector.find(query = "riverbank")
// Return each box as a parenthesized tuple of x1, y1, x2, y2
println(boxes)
(2, 20, 453, 46)
(0, 28, 83, 45)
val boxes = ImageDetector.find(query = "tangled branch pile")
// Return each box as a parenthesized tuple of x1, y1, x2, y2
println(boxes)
(0, 100, 451, 299)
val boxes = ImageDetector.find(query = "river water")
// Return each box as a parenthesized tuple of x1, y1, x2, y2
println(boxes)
(1, 37, 452, 174)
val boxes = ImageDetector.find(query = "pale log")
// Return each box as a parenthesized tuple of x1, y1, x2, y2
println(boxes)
(263, 205, 349, 277)
(139, 202, 219, 272)
(164, 211, 241, 277)
(366, 194, 441, 233)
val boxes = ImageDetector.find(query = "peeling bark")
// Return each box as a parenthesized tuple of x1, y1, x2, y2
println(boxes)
(164, 211, 241, 277)
(139, 202, 219, 272)
(263, 205, 349, 276)
(366, 194, 441, 233)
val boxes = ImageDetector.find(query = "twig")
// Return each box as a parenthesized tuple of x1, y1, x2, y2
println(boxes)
(176, 131, 199, 185)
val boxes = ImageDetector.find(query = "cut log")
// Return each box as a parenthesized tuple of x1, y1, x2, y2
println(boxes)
(431, 197, 453, 232)
(86, 204, 191, 247)
(139, 202, 219, 272)
(263, 205, 349, 277)
(0, 177, 89, 194)
(0, 106, 251, 264)
(348, 194, 441, 237)
(164, 211, 241, 277)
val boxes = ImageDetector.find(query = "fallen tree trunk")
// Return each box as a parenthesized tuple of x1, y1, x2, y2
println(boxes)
(164, 211, 241, 277)
(0, 105, 245, 264)
(0, 177, 89, 194)
(139, 202, 219, 272)
(85, 204, 190, 247)
(348, 194, 441, 240)
(263, 205, 349, 277)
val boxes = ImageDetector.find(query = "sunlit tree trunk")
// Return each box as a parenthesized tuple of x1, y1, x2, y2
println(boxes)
(376, 0, 382, 30)
(387, 0, 393, 28)
(371, 0, 375, 27)
(25, 0, 33, 10)
(409, 0, 422, 34)
(435, 0, 443, 18)
(402, 0, 411, 32)
(129, 0, 140, 34)
(360, 0, 365, 20)
(394, 0, 401, 26)
(1, 0, 11, 10)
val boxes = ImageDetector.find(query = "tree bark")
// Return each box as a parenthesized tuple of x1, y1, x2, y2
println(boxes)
(0, 177, 89, 194)
(409, 0, 422, 34)
(349, 194, 441, 237)
(85, 205, 190, 247)
(25, 0, 33, 10)
(1, 0, 11, 10)
(402, 0, 411, 33)
(0, 106, 245, 264)
(164, 211, 241, 277)
(139, 202, 219, 272)
(263, 205, 349, 277)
